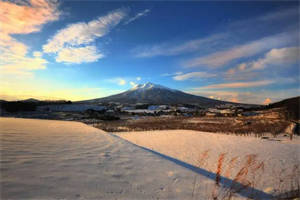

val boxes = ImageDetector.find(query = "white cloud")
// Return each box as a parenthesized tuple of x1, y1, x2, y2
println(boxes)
(44, 8, 127, 53)
(43, 8, 127, 63)
(249, 46, 299, 70)
(106, 78, 128, 86)
(226, 46, 300, 77)
(106, 77, 143, 86)
(183, 32, 297, 68)
(161, 71, 183, 77)
(173, 72, 216, 81)
(56, 46, 104, 64)
(0, 38, 48, 77)
(130, 81, 137, 87)
(124, 9, 150, 25)
(119, 79, 126, 85)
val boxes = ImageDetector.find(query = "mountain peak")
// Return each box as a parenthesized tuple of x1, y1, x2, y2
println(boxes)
(131, 82, 172, 91)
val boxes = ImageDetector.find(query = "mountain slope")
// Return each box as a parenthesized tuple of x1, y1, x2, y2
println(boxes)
(268, 96, 300, 120)
(83, 82, 227, 106)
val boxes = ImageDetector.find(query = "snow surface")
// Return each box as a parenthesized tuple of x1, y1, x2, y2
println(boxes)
(1, 117, 298, 199)
(117, 130, 300, 198)
(0, 117, 216, 199)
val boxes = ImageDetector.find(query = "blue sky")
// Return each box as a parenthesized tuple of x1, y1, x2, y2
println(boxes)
(0, 0, 299, 104)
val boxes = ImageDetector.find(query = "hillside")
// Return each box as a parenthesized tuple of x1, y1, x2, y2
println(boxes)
(268, 96, 300, 120)
(83, 82, 228, 107)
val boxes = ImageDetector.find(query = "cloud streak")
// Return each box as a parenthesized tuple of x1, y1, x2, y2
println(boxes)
(188, 88, 300, 105)
(124, 9, 150, 25)
(199, 80, 274, 89)
(132, 7, 298, 60)
(182, 32, 297, 68)
(133, 34, 226, 58)
(173, 72, 216, 81)
(43, 8, 127, 63)
(226, 46, 300, 77)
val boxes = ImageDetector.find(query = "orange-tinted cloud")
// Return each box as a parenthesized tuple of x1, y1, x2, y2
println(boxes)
(0, 0, 60, 76)
(201, 80, 273, 89)
(229, 97, 239, 103)
(263, 98, 272, 105)
(0, 0, 60, 35)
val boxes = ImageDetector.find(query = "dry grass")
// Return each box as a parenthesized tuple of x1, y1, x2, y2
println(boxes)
(93, 116, 290, 137)
(192, 151, 299, 200)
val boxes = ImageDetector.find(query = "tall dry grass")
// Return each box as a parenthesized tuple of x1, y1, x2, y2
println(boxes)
(192, 150, 300, 200)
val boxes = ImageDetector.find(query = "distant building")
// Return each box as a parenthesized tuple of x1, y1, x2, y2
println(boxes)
(148, 105, 159, 110)
(122, 106, 135, 111)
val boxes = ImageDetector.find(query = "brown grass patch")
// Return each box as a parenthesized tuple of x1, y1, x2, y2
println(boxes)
(93, 116, 290, 137)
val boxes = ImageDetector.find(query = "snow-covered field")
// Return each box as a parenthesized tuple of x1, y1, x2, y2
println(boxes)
(1, 117, 299, 199)
(117, 130, 300, 198)
(0, 117, 211, 199)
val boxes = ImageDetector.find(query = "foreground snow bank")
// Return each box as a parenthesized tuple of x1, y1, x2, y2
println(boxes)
(0, 118, 209, 199)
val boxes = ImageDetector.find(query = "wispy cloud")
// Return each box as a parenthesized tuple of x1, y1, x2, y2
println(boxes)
(106, 78, 127, 86)
(187, 88, 300, 105)
(161, 72, 183, 77)
(200, 80, 274, 89)
(226, 46, 299, 77)
(106, 76, 142, 86)
(43, 8, 127, 64)
(232, 6, 298, 26)
(130, 81, 137, 87)
(0, 0, 60, 77)
(173, 72, 216, 81)
(133, 34, 226, 58)
(132, 7, 298, 60)
(182, 32, 297, 68)
(124, 9, 150, 25)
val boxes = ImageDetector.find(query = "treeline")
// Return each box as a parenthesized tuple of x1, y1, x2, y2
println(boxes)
(0, 100, 72, 113)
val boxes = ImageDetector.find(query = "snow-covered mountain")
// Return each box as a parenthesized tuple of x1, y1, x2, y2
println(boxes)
(83, 82, 226, 106)
(130, 82, 177, 92)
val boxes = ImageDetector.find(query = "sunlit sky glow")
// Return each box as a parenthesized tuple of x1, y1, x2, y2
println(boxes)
(0, 0, 299, 104)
